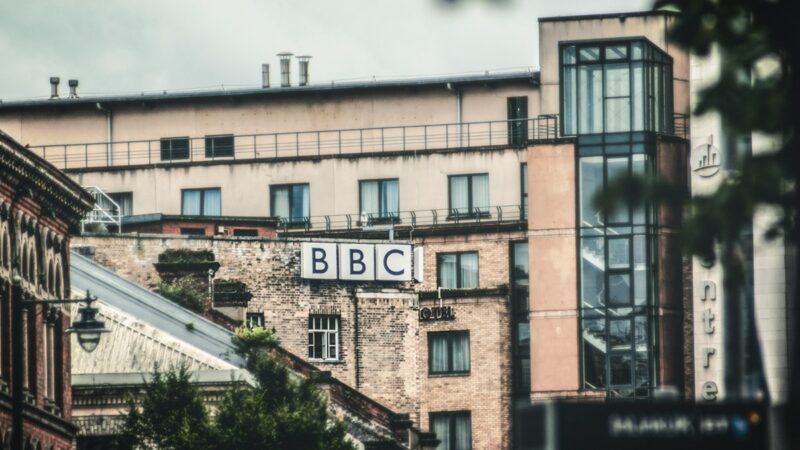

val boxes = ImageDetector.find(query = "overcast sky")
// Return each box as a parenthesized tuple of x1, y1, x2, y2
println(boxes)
(0, 0, 652, 101)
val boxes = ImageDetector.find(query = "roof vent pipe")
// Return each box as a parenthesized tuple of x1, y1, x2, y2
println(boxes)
(277, 52, 293, 87)
(261, 64, 270, 88)
(68, 79, 79, 98)
(297, 55, 311, 86)
(49, 77, 60, 99)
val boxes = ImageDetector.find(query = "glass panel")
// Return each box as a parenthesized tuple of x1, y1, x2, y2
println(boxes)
(605, 45, 627, 60)
(453, 415, 471, 450)
(459, 253, 479, 288)
(360, 181, 379, 216)
(605, 64, 630, 133)
(449, 176, 469, 215)
(451, 333, 470, 372)
(605, 64, 630, 97)
(631, 41, 643, 60)
(516, 322, 530, 347)
(582, 312, 606, 388)
(272, 187, 290, 219)
(605, 98, 631, 133)
(578, 156, 604, 227)
(203, 189, 221, 216)
(633, 235, 647, 305)
(634, 315, 648, 351)
(635, 350, 650, 388)
(439, 254, 457, 288)
(631, 62, 644, 131)
(609, 354, 633, 386)
(580, 237, 605, 308)
(607, 238, 630, 269)
(512, 242, 529, 286)
(579, 47, 600, 61)
(632, 154, 646, 224)
(608, 273, 631, 305)
(608, 319, 632, 350)
(579, 65, 603, 134)
(430, 334, 449, 373)
(606, 157, 629, 224)
(653, 62, 662, 132)
(432, 416, 451, 450)
(382, 179, 399, 216)
(181, 190, 201, 215)
(518, 358, 531, 392)
(471, 175, 489, 213)
(562, 45, 576, 64)
(563, 66, 577, 135)
(291, 185, 309, 221)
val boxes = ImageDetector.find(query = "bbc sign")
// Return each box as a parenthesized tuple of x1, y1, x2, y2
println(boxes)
(301, 242, 423, 282)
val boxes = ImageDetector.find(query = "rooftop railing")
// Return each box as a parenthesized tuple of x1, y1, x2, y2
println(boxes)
(276, 204, 528, 234)
(28, 115, 560, 170)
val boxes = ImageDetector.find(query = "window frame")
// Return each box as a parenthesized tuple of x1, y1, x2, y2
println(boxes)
(308, 315, 340, 362)
(358, 178, 400, 222)
(107, 192, 133, 217)
(447, 173, 489, 218)
(520, 163, 528, 220)
(246, 312, 264, 329)
(429, 411, 472, 450)
(180, 187, 221, 217)
(507, 96, 529, 145)
(204, 134, 235, 158)
(427, 330, 471, 376)
(270, 183, 310, 224)
(436, 251, 479, 289)
(160, 136, 190, 161)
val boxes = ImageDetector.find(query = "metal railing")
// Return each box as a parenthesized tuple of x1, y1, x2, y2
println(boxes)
(673, 113, 689, 139)
(80, 186, 121, 232)
(277, 204, 527, 234)
(28, 115, 560, 170)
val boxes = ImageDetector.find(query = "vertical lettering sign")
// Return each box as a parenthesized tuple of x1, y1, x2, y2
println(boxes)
(699, 280, 719, 401)
(301, 242, 416, 282)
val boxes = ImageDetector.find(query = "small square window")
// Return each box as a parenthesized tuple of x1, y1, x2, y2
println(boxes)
(449, 174, 489, 217)
(160, 137, 190, 161)
(428, 331, 470, 375)
(308, 315, 339, 361)
(271, 184, 310, 224)
(430, 411, 472, 450)
(246, 312, 264, 329)
(437, 252, 479, 289)
(205, 134, 234, 158)
(181, 188, 221, 216)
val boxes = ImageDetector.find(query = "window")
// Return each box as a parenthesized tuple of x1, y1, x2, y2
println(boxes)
(205, 134, 234, 158)
(437, 252, 478, 289)
(511, 242, 530, 395)
(181, 188, 221, 216)
(108, 192, 133, 217)
(160, 137, 190, 161)
(430, 412, 471, 450)
(359, 179, 399, 222)
(507, 96, 528, 145)
(180, 228, 206, 236)
(233, 229, 258, 237)
(308, 315, 339, 361)
(271, 184, 309, 223)
(560, 39, 674, 136)
(428, 331, 470, 375)
(448, 174, 488, 217)
(246, 312, 264, 328)
(520, 164, 528, 219)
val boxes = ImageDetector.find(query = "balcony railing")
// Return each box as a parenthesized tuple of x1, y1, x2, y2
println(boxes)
(276, 204, 527, 234)
(28, 115, 560, 170)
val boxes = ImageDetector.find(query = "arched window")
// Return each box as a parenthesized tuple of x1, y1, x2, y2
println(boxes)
(48, 259, 55, 295)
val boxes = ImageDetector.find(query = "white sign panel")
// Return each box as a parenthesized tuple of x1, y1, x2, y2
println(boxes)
(339, 243, 375, 281)
(301, 242, 338, 280)
(301, 242, 417, 282)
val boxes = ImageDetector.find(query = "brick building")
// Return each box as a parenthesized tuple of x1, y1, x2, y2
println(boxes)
(0, 130, 93, 449)
(0, 10, 694, 450)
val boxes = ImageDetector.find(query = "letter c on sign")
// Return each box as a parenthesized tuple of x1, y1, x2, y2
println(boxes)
(383, 249, 404, 276)
(312, 248, 328, 274)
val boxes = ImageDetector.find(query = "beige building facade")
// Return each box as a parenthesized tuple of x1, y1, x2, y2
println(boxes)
(0, 10, 694, 450)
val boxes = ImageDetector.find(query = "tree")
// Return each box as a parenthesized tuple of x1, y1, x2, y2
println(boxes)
(121, 328, 356, 450)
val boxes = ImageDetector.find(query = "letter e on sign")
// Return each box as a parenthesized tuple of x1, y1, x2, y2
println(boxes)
(339, 243, 375, 281)
(375, 244, 412, 281)
(301, 242, 338, 280)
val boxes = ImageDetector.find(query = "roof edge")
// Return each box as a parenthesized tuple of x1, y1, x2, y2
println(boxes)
(539, 10, 678, 23)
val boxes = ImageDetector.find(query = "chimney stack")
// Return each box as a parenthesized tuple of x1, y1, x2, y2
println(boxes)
(297, 55, 312, 86)
(277, 52, 293, 87)
(49, 77, 60, 99)
(261, 64, 270, 88)
(68, 79, 79, 98)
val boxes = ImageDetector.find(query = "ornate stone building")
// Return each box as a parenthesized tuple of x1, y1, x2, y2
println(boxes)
(0, 130, 93, 449)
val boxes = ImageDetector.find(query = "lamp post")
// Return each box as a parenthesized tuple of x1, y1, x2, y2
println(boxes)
(10, 275, 109, 450)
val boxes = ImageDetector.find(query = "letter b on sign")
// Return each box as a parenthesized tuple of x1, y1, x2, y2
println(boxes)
(339, 244, 375, 281)
(301, 242, 338, 279)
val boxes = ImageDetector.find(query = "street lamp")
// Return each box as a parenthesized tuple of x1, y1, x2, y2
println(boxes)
(66, 294, 109, 353)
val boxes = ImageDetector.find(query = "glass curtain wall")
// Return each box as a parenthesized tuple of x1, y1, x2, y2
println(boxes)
(562, 38, 673, 400)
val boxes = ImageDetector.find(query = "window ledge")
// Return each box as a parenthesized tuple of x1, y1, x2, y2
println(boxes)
(308, 358, 344, 365)
(428, 372, 471, 378)
(419, 286, 508, 300)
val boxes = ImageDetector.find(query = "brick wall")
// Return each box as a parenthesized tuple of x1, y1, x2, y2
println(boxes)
(418, 295, 512, 450)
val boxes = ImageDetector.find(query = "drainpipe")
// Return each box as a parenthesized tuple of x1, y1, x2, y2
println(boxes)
(352, 287, 361, 389)
(446, 83, 462, 146)
(95, 103, 112, 166)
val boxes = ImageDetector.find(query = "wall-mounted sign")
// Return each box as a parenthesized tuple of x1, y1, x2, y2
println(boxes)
(301, 242, 422, 282)
(699, 280, 719, 401)
(419, 306, 455, 321)
(692, 142, 722, 178)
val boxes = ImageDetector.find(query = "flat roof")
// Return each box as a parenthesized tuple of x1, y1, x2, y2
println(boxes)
(539, 10, 677, 23)
(0, 70, 538, 110)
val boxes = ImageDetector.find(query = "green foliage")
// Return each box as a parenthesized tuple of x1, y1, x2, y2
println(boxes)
(121, 329, 356, 450)
(158, 277, 205, 313)
(158, 248, 215, 264)
(122, 366, 218, 450)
